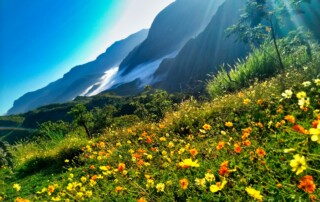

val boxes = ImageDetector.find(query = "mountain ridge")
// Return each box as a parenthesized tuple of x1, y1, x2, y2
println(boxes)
(7, 29, 149, 115)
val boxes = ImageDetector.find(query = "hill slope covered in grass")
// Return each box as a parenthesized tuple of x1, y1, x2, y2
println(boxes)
(1, 52, 320, 201)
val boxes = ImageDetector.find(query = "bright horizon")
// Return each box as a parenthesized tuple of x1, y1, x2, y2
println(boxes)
(0, 0, 174, 115)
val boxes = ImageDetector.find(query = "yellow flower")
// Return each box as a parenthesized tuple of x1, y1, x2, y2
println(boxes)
(162, 151, 168, 156)
(51, 196, 61, 201)
(168, 141, 175, 148)
(76, 192, 84, 199)
(0, 196, 2, 201)
(243, 98, 251, 105)
(195, 178, 206, 188)
(290, 154, 307, 175)
(86, 190, 93, 197)
(146, 179, 154, 189)
(13, 183, 21, 192)
(116, 142, 122, 147)
(309, 123, 320, 144)
(64, 159, 69, 163)
(282, 89, 293, 99)
(205, 173, 215, 182)
(314, 78, 320, 86)
(296, 91, 307, 99)
(202, 124, 212, 130)
(147, 154, 153, 160)
(178, 148, 185, 154)
(159, 137, 167, 142)
(225, 122, 233, 127)
(209, 178, 227, 193)
(245, 187, 263, 201)
(179, 158, 200, 169)
(156, 183, 165, 192)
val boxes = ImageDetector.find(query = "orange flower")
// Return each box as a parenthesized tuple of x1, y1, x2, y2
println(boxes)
(257, 99, 263, 105)
(134, 153, 142, 159)
(284, 115, 295, 124)
(310, 195, 317, 202)
(242, 132, 250, 140)
(219, 166, 229, 176)
(256, 148, 266, 158)
(242, 140, 251, 146)
(115, 186, 123, 193)
(298, 175, 316, 193)
(138, 159, 144, 167)
(234, 143, 242, 153)
(146, 136, 153, 144)
(225, 122, 233, 127)
(15, 198, 30, 202)
(189, 148, 198, 156)
(216, 141, 225, 150)
(89, 165, 95, 170)
(243, 127, 252, 133)
(256, 122, 263, 128)
(118, 163, 125, 172)
(179, 178, 189, 189)
(292, 125, 309, 134)
(137, 149, 146, 154)
(141, 131, 147, 137)
(137, 197, 147, 202)
(48, 185, 55, 193)
(91, 175, 97, 181)
(277, 108, 283, 114)
(202, 124, 212, 130)
(312, 120, 319, 128)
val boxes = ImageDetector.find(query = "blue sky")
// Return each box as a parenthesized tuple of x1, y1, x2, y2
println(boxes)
(0, 0, 173, 115)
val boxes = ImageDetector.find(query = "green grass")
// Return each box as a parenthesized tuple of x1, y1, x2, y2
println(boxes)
(206, 40, 319, 98)
(1, 65, 319, 201)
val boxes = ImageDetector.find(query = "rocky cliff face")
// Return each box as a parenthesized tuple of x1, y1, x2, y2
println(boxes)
(118, 0, 225, 76)
(153, 0, 248, 92)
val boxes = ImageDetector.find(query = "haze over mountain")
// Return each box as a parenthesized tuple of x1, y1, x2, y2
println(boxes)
(7, 30, 148, 115)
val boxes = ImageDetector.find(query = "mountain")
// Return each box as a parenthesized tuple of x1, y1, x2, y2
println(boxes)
(105, 0, 225, 94)
(153, 0, 248, 92)
(7, 29, 148, 115)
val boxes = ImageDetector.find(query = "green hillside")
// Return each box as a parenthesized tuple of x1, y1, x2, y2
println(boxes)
(1, 41, 319, 201)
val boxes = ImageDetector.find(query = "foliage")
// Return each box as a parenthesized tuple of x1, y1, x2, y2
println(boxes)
(35, 120, 72, 141)
(0, 141, 13, 168)
(91, 105, 117, 134)
(206, 39, 320, 98)
(68, 104, 93, 139)
(130, 89, 173, 122)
